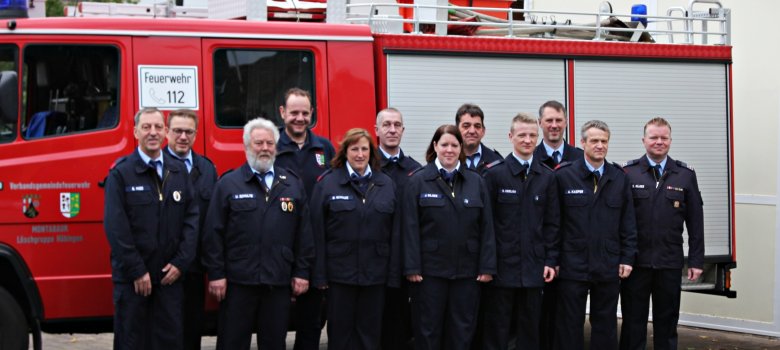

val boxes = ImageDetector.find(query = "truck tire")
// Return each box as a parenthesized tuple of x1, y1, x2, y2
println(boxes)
(0, 286, 29, 350)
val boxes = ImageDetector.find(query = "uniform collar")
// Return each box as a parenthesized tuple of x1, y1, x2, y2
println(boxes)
(542, 141, 565, 158)
(346, 162, 372, 178)
(434, 157, 461, 174)
(137, 146, 163, 166)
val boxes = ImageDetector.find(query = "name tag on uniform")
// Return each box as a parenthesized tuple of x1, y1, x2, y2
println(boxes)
(565, 189, 584, 195)
(125, 185, 150, 192)
(420, 193, 442, 199)
(500, 188, 517, 194)
(232, 193, 255, 199)
(666, 186, 684, 192)
(330, 195, 353, 201)
(632, 184, 645, 189)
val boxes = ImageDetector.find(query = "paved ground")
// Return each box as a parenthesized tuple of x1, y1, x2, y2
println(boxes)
(31, 323, 780, 350)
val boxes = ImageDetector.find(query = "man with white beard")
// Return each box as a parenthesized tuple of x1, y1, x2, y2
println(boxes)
(202, 118, 314, 350)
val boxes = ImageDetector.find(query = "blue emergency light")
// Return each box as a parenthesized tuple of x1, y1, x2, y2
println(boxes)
(0, 0, 28, 19)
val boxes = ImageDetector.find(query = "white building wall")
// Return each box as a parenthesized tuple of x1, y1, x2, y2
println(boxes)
(535, 0, 780, 336)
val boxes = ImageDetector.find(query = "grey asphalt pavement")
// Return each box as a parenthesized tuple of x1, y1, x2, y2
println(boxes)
(31, 323, 780, 350)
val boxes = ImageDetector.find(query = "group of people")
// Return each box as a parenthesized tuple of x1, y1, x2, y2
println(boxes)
(104, 87, 705, 350)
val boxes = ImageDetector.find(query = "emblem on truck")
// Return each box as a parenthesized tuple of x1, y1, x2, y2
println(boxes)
(22, 194, 41, 218)
(59, 192, 81, 218)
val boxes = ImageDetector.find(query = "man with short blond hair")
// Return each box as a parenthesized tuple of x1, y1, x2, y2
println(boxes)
(620, 117, 704, 350)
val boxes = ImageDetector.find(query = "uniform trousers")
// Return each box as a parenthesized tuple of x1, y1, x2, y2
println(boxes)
(327, 283, 385, 350)
(554, 279, 620, 350)
(293, 288, 325, 350)
(481, 285, 543, 350)
(410, 276, 481, 350)
(113, 282, 183, 350)
(381, 284, 413, 350)
(540, 280, 558, 350)
(182, 271, 205, 350)
(619, 267, 682, 350)
(216, 282, 291, 350)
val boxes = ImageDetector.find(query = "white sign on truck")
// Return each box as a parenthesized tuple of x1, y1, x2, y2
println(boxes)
(138, 65, 199, 110)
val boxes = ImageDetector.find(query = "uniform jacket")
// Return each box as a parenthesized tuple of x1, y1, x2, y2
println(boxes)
(164, 147, 217, 273)
(379, 149, 422, 189)
(555, 159, 637, 282)
(275, 128, 336, 196)
(483, 156, 560, 288)
(104, 149, 199, 284)
(472, 143, 503, 173)
(311, 167, 399, 288)
(402, 163, 497, 279)
(534, 142, 584, 169)
(202, 163, 314, 286)
(624, 156, 704, 269)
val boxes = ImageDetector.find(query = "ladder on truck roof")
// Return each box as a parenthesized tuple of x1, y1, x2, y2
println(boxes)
(70, 0, 730, 46)
(71, 0, 326, 21)
(332, 0, 730, 45)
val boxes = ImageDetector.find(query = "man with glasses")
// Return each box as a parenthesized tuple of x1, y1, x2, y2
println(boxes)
(164, 109, 218, 350)
(104, 107, 199, 350)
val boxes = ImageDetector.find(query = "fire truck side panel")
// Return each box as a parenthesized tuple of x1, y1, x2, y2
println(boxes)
(325, 40, 377, 144)
(0, 35, 135, 319)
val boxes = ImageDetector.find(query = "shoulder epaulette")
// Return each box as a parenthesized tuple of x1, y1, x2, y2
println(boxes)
(485, 159, 503, 170)
(554, 161, 572, 170)
(110, 156, 128, 170)
(622, 159, 639, 167)
(676, 160, 695, 171)
(612, 162, 628, 173)
(408, 167, 425, 177)
(219, 168, 235, 179)
(316, 168, 332, 182)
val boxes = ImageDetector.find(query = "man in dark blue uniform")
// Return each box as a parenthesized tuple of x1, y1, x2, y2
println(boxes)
(202, 118, 313, 350)
(104, 107, 199, 350)
(620, 117, 704, 350)
(274, 87, 335, 350)
(553, 120, 637, 350)
(534, 100, 583, 350)
(481, 113, 560, 350)
(375, 107, 421, 350)
(456, 103, 502, 173)
(163, 109, 217, 350)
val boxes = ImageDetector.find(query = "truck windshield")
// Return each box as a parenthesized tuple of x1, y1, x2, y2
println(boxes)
(0, 45, 18, 143)
(21, 45, 119, 139)
(213, 49, 315, 128)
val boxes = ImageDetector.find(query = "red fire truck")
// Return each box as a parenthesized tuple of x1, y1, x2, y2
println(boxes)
(0, 1, 735, 348)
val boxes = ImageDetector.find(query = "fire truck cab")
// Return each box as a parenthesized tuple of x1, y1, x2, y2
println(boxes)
(0, 1, 735, 349)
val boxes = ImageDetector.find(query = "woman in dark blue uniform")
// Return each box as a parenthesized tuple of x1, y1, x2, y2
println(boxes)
(311, 128, 398, 350)
(403, 124, 496, 350)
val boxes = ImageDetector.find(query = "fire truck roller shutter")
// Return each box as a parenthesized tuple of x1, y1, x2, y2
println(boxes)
(386, 54, 566, 162)
(572, 60, 731, 259)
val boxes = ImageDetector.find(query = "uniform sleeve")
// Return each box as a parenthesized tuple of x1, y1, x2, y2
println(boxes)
(619, 176, 638, 266)
(543, 176, 561, 267)
(170, 176, 199, 273)
(310, 180, 328, 287)
(202, 181, 229, 281)
(478, 177, 497, 275)
(685, 173, 706, 269)
(387, 181, 402, 288)
(402, 176, 423, 276)
(293, 179, 314, 281)
(103, 169, 148, 281)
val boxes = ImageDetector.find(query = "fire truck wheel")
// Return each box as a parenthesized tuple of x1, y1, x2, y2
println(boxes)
(0, 286, 28, 350)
